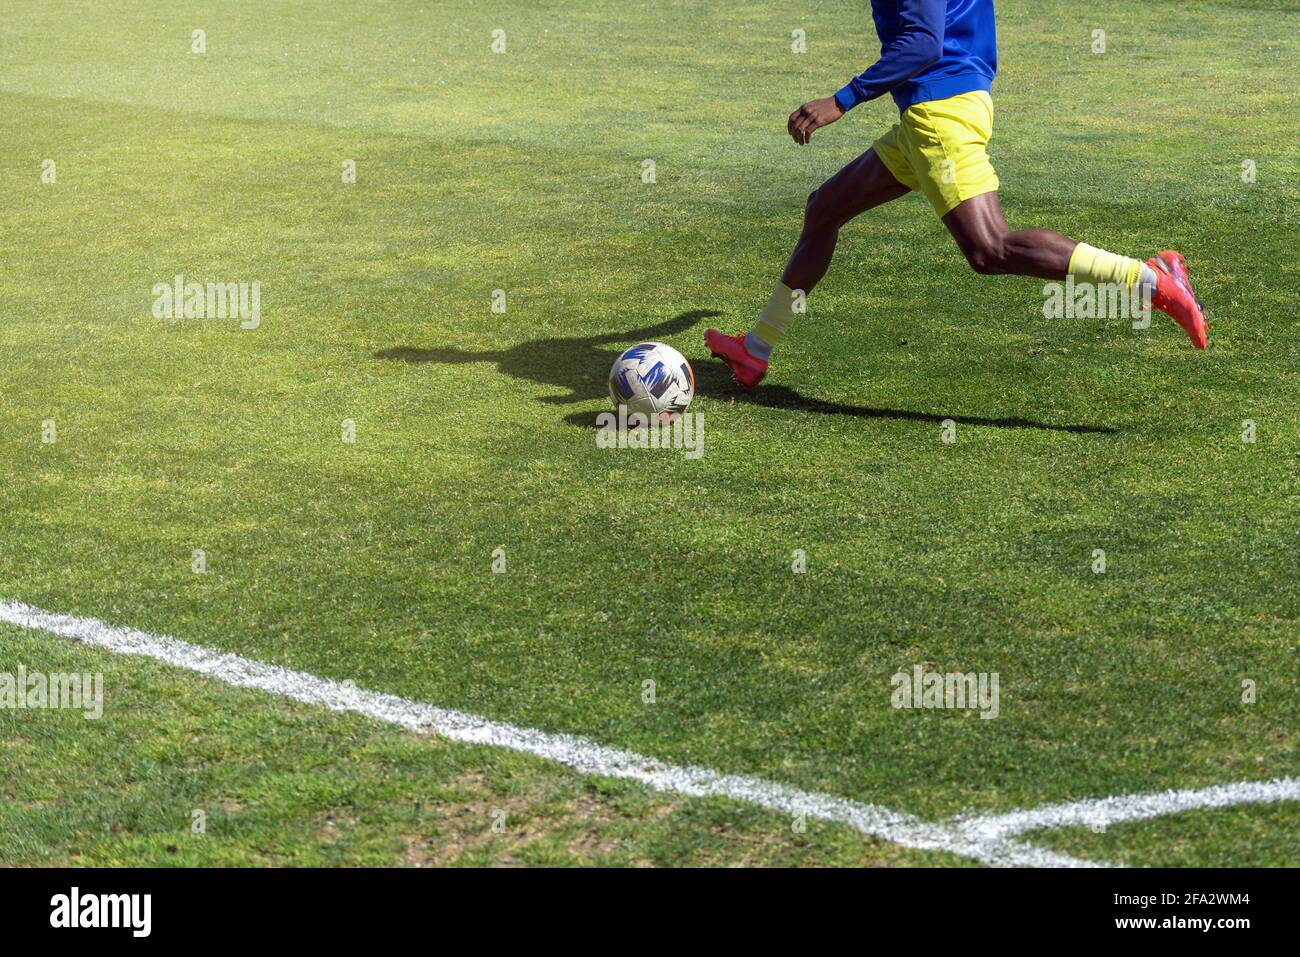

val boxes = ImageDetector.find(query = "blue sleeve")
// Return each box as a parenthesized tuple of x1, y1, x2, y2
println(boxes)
(834, 0, 945, 112)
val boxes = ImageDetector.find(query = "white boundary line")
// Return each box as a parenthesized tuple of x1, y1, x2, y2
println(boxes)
(3, 599, 1297, 867)
(954, 778, 1300, 844)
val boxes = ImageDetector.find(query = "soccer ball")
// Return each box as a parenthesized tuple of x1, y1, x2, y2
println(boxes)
(608, 341, 695, 422)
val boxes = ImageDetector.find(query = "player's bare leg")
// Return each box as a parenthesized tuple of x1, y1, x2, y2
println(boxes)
(940, 191, 1075, 279)
(705, 148, 909, 387)
(781, 147, 911, 292)
(943, 192, 1208, 347)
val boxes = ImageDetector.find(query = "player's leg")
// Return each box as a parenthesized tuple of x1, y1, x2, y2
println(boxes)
(705, 148, 910, 387)
(781, 147, 911, 293)
(940, 191, 1075, 279)
(942, 192, 1207, 348)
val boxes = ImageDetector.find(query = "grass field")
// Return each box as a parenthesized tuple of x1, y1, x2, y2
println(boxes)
(1, 0, 1297, 867)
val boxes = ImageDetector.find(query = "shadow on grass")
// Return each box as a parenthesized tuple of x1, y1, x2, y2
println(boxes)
(375, 309, 718, 405)
(376, 309, 1116, 436)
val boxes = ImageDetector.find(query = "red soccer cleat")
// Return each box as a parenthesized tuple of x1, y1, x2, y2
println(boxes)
(1147, 250, 1208, 349)
(704, 329, 768, 388)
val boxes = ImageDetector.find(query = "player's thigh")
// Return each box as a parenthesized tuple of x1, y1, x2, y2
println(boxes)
(809, 147, 910, 225)
(941, 191, 1010, 260)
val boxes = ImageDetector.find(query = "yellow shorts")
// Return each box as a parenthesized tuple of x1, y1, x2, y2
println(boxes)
(872, 90, 1000, 217)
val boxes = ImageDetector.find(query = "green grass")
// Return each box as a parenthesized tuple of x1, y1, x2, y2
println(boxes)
(1, 0, 1297, 866)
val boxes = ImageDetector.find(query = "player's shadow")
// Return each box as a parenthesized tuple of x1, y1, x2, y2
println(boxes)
(668, 361, 1117, 434)
(375, 308, 1115, 435)
(375, 309, 719, 406)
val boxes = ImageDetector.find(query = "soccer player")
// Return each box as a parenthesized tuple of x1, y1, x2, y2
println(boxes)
(705, 0, 1207, 388)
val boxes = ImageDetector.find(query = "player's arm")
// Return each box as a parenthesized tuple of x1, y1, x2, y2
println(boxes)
(789, 0, 945, 144)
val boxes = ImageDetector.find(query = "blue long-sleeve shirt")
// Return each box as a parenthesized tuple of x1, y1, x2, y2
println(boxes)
(834, 0, 997, 113)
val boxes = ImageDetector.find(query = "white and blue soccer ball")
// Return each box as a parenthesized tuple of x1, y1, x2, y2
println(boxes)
(608, 341, 695, 422)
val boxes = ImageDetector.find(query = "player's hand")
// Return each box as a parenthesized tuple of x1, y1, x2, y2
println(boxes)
(788, 97, 844, 144)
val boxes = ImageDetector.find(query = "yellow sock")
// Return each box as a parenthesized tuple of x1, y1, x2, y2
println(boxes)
(1068, 243, 1144, 288)
(746, 282, 801, 359)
